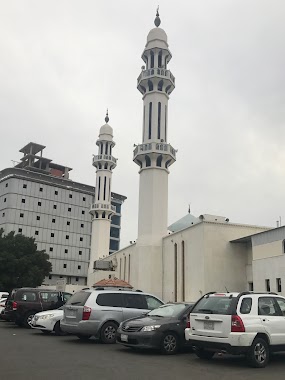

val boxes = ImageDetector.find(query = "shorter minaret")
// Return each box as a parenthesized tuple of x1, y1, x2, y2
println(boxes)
(88, 111, 117, 285)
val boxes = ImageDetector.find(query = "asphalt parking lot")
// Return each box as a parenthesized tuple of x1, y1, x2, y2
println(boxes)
(0, 320, 284, 380)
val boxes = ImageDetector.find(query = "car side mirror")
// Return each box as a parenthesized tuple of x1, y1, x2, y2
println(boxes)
(141, 312, 148, 316)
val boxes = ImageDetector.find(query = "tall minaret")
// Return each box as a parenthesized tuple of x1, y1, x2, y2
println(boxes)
(134, 10, 176, 246)
(133, 11, 176, 296)
(88, 111, 117, 285)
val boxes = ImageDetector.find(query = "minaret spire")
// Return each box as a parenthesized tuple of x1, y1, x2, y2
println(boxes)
(154, 6, 161, 27)
(105, 109, 109, 123)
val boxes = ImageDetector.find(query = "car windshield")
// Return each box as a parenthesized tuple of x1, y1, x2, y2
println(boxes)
(148, 303, 188, 318)
(192, 296, 234, 315)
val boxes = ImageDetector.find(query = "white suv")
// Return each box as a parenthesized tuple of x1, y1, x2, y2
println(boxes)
(185, 292, 285, 368)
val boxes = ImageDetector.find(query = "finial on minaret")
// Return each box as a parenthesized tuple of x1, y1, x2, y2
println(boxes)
(188, 204, 191, 214)
(154, 6, 161, 27)
(105, 109, 109, 123)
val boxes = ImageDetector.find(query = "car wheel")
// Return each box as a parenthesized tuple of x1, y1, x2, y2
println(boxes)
(24, 312, 35, 328)
(161, 332, 179, 355)
(100, 321, 118, 344)
(77, 334, 91, 341)
(53, 321, 65, 336)
(15, 319, 23, 327)
(246, 337, 269, 368)
(195, 348, 215, 360)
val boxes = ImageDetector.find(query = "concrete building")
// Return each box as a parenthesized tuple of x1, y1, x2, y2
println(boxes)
(89, 11, 284, 301)
(0, 142, 126, 287)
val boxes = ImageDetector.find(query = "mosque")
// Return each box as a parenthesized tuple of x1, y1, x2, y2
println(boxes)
(87, 11, 285, 301)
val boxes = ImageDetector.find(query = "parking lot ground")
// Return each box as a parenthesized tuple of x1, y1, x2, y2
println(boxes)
(0, 320, 284, 380)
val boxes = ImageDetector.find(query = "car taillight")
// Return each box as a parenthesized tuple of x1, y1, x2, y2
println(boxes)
(231, 315, 245, 332)
(12, 301, 18, 311)
(82, 306, 91, 320)
(186, 316, 191, 328)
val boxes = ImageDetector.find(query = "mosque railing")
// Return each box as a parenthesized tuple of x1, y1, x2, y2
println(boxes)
(133, 142, 176, 158)
(137, 68, 175, 84)
(90, 203, 116, 212)
(93, 155, 117, 164)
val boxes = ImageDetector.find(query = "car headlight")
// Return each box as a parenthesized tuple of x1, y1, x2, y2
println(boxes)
(38, 314, 54, 320)
(141, 325, 161, 332)
(119, 322, 123, 328)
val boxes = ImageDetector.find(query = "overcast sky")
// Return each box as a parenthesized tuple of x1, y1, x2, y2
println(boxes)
(1, 0, 285, 248)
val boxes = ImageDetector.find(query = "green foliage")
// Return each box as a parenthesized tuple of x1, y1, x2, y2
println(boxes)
(0, 228, 52, 292)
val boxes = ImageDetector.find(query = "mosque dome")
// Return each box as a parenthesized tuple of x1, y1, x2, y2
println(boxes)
(147, 27, 168, 44)
(168, 213, 200, 233)
(99, 123, 113, 137)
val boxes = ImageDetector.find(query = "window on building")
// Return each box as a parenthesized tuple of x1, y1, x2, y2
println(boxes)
(69, 194, 72, 198)
(265, 279, 270, 292)
(78, 265, 81, 270)
(55, 190, 58, 195)
(52, 218, 55, 223)
(39, 187, 43, 192)
(148, 102, 152, 139)
(283, 240, 285, 254)
(79, 251, 82, 255)
(49, 247, 53, 252)
(20, 213, 24, 218)
(4, 198, 6, 202)
(53, 205, 57, 209)
(277, 278, 282, 293)
(82, 210, 85, 215)
(81, 224, 84, 228)
(5, 183, 8, 187)
(174, 243, 178, 302)
(2, 212, 5, 217)
(35, 231, 39, 235)
(36, 216, 40, 220)
(65, 249, 68, 253)
(18, 228, 22, 233)
(48, 275, 52, 280)
(76, 277, 79, 282)
(249, 282, 254, 291)
(67, 221, 70, 226)
(23, 184, 27, 189)
(83, 197, 86, 201)
(157, 102, 161, 139)
(68, 207, 71, 212)
(80, 237, 83, 242)
(63, 264, 67, 268)
(66, 235, 69, 240)
(51, 233, 54, 238)
(38, 201, 41, 206)
(21, 199, 25, 203)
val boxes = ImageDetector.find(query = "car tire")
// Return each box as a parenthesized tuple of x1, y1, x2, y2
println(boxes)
(161, 332, 179, 355)
(246, 337, 269, 368)
(15, 319, 23, 327)
(23, 312, 36, 328)
(77, 334, 91, 341)
(195, 348, 215, 360)
(100, 321, 118, 344)
(54, 321, 64, 336)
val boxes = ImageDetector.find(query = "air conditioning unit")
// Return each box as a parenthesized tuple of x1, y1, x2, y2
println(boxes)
(93, 260, 114, 271)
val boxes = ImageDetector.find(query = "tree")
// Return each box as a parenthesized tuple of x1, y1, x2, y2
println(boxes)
(0, 228, 52, 292)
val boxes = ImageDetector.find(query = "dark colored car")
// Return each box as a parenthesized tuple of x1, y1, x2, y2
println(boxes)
(117, 302, 194, 355)
(2, 288, 72, 327)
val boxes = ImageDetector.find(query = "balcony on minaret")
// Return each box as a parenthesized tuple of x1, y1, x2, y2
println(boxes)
(137, 68, 175, 95)
(90, 202, 116, 215)
(92, 154, 117, 170)
(133, 142, 176, 170)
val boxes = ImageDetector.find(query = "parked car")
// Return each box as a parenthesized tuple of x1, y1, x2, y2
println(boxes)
(3, 288, 72, 327)
(0, 292, 9, 299)
(30, 306, 65, 335)
(185, 291, 285, 368)
(61, 287, 164, 343)
(117, 302, 194, 354)
(0, 297, 8, 314)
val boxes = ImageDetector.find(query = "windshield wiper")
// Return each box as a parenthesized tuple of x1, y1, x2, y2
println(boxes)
(149, 314, 163, 317)
(69, 302, 82, 305)
(197, 309, 213, 314)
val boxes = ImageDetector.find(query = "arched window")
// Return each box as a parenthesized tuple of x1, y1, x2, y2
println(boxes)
(158, 80, 163, 91)
(103, 176, 107, 200)
(104, 163, 108, 169)
(157, 102, 161, 139)
(156, 155, 162, 167)
(165, 84, 171, 94)
(105, 144, 108, 154)
(165, 159, 171, 169)
(97, 177, 101, 200)
(158, 50, 162, 67)
(145, 155, 151, 167)
(102, 212, 106, 219)
(165, 105, 167, 141)
(148, 80, 153, 91)
(148, 102, 152, 139)
(150, 51, 154, 68)
(100, 144, 103, 154)
(95, 212, 99, 219)
(283, 240, 285, 253)
(98, 163, 102, 170)
(139, 85, 146, 94)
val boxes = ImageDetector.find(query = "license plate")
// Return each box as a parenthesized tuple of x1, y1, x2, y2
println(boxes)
(66, 309, 76, 317)
(121, 334, 128, 342)
(204, 321, 214, 330)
